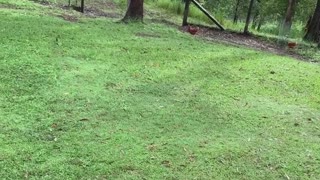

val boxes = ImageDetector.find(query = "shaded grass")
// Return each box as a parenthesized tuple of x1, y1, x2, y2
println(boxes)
(1, 2, 320, 179)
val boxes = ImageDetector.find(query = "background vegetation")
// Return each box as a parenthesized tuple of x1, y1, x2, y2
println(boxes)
(145, 0, 316, 38)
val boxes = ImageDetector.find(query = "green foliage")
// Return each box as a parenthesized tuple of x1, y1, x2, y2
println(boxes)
(296, 0, 317, 21)
(256, 21, 304, 39)
(156, 0, 183, 14)
(150, 0, 317, 39)
(152, 0, 212, 23)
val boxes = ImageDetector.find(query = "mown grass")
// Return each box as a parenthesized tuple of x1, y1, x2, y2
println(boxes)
(1, 1, 320, 179)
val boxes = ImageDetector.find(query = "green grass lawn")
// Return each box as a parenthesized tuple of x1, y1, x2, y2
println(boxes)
(1, 1, 320, 179)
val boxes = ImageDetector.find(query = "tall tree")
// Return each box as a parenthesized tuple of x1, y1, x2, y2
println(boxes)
(122, 0, 144, 22)
(233, 0, 241, 24)
(182, 0, 191, 26)
(304, 0, 320, 42)
(244, 0, 255, 34)
(280, 0, 297, 36)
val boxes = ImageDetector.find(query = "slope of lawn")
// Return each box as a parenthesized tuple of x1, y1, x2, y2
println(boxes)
(1, 2, 320, 179)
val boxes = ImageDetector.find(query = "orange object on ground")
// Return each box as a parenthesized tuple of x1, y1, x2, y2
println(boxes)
(288, 42, 297, 48)
(188, 26, 199, 35)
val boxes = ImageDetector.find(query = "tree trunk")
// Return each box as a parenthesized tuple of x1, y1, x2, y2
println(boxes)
(251, 10, 259, 29)
(280, 0, 297, 37)
(233, 0, 240, 24)
(182, 0, 191, 26)
(304, 0, 320, 42)
(122, 0, 144, 22)
(80, 0, 84, 13)
(244, 0, 255, 34)
(305, 15, 312, 32)
(257, 18, 263, 31)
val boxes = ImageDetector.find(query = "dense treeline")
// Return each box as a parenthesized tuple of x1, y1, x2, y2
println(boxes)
(152, 0, 319, 41)
(204, 0, 317, 37)
(205, 0, 316, 23)
(36, 0, 320, 42)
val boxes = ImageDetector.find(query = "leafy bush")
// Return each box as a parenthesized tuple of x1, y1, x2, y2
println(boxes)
(153, 0, 211, 23)
(258, 21, 305, 39)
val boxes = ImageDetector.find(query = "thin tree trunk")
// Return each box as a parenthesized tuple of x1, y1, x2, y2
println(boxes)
(305, 15, 312, 32)
(233, 0, 240, 24)
(257, 18, 263, 31)
(182, 0, 191, 26)
(251, 9, 260, 29)
(122, 0, 144, 22)
(280, 0, 297, 37)
(304, 0, 320, 42)
(244, 0, 255, 34)
(80, 0, 84, 13)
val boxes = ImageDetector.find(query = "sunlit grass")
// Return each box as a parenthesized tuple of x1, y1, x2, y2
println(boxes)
(0, 1, 320, 179)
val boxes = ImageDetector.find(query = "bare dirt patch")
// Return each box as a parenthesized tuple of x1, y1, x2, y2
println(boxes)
(31, 0, 122, 18)
(0, 3, 20, 9)
(89, 1, 118, 10)
(180, 24, 312, 62)
(84, 7, 121, 18)
(58, 14, 78, 22)
(149, 18, 180, 28)
(28, 0, 51, 6)
(151, 18, 303, 60)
